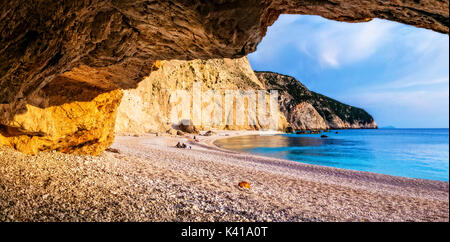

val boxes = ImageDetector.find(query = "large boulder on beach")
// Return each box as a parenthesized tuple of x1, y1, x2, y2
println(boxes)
(203, 131, 216, 136)
(285, 126, 294, 133)
(179, 123, 199, 134)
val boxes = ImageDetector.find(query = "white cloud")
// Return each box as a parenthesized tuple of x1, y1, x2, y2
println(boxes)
(250, 16, 396, 69)
(304, 19, 396, 68)
(320, 48, 339, 67)
(375, 77, 449, 89)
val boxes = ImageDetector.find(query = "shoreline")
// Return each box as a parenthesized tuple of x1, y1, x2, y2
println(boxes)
(210, 131, 449, 183)
(0, 130, 448, 221)
(205, 131, 448, 199)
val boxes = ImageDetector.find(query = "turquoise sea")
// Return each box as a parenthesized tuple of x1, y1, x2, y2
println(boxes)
(214, 129, 449, 181)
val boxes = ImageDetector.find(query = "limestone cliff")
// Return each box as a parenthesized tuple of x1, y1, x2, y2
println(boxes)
(116, 58, 376, 135)
(115, 57, 288, 134)
(256, 71, 377, 130)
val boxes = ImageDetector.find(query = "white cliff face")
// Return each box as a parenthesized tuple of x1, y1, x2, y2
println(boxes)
(114, 76, 168, 134)
(115, 57, 289, 135)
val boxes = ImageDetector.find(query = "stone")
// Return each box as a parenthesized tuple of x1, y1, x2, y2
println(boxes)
(179, 123, 199, 134)
(238, 181, 251, 189)
(105, 148, 120, 154)
(166, 128, 178, 136)
(203, 131, 216, 136)
(284, 127, 294, 133)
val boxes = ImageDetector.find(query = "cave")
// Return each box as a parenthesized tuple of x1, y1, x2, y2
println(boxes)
(0, 0, 448, 154)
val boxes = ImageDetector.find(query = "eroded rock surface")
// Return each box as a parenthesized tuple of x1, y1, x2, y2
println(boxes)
(0, 77, 122, 155)
(287, 102, 329, 131)
(0, 0, 446, 153)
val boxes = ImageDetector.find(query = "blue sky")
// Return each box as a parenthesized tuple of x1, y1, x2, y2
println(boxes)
(248, 15, 449, 128)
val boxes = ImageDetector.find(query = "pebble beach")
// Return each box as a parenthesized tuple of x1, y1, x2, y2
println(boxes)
(0, 131, 448, 222)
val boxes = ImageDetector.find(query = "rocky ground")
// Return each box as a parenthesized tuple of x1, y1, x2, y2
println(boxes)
(0, 132, 448, 222)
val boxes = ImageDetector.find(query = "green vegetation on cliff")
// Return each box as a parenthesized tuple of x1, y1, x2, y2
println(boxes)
(256, 71, 377, 129)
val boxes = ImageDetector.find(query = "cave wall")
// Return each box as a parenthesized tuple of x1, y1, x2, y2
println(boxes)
(0, 0, 447, 154)
(0, 76, 123, 155)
